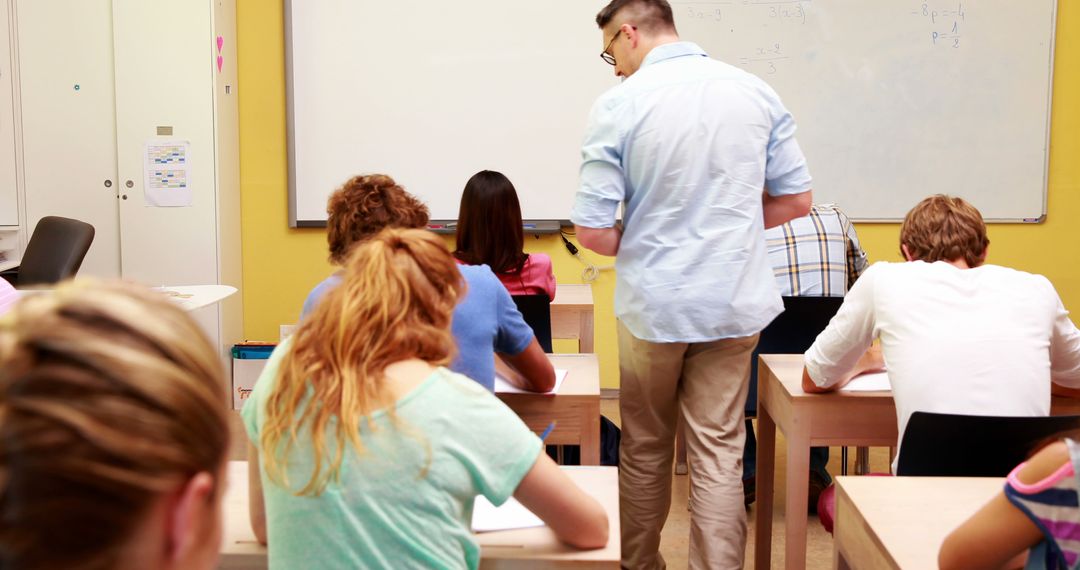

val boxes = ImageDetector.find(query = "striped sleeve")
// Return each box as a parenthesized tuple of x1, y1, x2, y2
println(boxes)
(1004, 459, 1080, 568)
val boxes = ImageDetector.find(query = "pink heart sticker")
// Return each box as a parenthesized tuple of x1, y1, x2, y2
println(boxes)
(216, 55, 223, 72)
(216, 36, 224, 53)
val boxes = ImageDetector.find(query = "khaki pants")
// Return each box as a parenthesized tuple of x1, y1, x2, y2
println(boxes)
(618, 321, 758, 570)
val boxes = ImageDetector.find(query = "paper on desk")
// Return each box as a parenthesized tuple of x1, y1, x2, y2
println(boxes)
(840, 371, 891, 392)
(494, 369, 568, 395)
(471, 495, 544, 532)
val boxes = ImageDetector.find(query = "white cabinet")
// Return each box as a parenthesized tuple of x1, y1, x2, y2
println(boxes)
(0, 0, 21, 261)
(16, 0, 120, 277)
(6, 0, 241, 359)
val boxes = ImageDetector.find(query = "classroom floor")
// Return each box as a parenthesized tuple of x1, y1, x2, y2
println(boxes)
(599, 398, 895, 570)
(226, 399, 894, 570)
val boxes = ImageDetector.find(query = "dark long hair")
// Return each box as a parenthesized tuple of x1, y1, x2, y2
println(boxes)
(454, 170, 528, 275)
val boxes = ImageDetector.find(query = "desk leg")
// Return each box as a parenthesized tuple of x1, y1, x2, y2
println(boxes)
(581, 402, 601, 465)
(754, 409, 776, 570)
(579, 312, 594, 354)
(784, 430, 811, 570)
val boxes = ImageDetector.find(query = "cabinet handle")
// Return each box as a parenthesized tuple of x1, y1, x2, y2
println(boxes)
(104, 179, 112, 188)
(125, 180, 134, 188)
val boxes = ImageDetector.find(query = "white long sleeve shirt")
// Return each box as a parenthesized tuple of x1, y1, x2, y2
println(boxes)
(805, 261, 1080, 463)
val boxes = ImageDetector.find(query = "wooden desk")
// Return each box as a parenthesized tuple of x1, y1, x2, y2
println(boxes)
(498, 353, 602, 465)
(220, 461, 621, 569)
(833, 476, 1002, 569)
(754, 354, 1080, 570)
(551, 284, 594, 353)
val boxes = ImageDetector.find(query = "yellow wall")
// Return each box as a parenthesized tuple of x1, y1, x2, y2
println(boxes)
(237, 1, 1079, 389)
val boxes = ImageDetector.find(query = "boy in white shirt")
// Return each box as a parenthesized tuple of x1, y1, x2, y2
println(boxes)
(802, 195, 1080, 466)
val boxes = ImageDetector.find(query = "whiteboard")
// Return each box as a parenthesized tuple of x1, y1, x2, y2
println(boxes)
(286, 0, 1056, 225)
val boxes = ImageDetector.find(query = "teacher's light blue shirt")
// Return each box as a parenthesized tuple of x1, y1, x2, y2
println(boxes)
(571, 42, 812, 343)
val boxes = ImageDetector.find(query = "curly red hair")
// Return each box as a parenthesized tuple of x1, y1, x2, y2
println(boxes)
(326, 174, 430, 264)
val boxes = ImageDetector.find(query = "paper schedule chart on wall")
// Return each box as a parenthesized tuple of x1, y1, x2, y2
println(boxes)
(143, 140, 192, 207)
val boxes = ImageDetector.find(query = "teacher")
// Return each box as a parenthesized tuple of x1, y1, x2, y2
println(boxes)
(570, 1, 814, 568)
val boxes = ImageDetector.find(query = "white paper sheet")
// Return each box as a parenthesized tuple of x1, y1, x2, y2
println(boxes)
(143, 140, 192, 207)
(494, 368, 568, 395)
(471, 495, 544, 532)
(840, 371, 892, 392)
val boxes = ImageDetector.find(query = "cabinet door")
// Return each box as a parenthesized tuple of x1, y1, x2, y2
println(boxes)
(0, 1, 18, 228)
(112, 0, 217, 288)
(16, 0, 120, 277)
(112, 0, 220, 346)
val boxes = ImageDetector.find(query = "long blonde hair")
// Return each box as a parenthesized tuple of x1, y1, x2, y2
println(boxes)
(0, 280, 228, 570)
(261, 228, 464, 495)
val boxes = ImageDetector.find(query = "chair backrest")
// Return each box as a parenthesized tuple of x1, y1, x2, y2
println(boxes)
(18, 216, 95, 286)
(511, 294, 552, 353)
(747, 296, 845, 414)
(896, 411, 1080, 477)
(757, 295, 846, 354)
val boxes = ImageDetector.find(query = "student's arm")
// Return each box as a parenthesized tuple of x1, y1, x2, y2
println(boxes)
(762, 189, 812, 229)
(801, 344, 884, 393)
(802, 265, 880, 392)
(513, 453, 610, 550)
(939, 442, 1069, 570)
(247, 443, 268, 545)
(575, 225, 622, 257)
(498, 339, 556, 392)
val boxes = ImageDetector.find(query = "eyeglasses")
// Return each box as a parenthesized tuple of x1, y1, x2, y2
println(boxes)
(600, 31, 622, 66)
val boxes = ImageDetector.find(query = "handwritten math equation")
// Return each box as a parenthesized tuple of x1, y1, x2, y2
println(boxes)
(674, 0, 810, 76)
(680, 0, 809, 25)
(912, 2, 966, 48)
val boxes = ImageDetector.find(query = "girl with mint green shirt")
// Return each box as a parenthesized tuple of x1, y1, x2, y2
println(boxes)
(242, 228, 608, 569)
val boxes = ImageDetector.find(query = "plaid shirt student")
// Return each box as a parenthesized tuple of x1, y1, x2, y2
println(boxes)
(766, 204, 869, 297)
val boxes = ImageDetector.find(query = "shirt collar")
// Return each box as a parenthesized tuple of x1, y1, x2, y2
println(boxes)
(641, 41, 708, 68)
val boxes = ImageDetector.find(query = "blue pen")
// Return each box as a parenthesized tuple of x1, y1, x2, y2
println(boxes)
(540, 421, 557, 441)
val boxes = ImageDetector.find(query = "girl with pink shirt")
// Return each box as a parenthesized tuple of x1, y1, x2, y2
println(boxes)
(454, 170, 556, 301)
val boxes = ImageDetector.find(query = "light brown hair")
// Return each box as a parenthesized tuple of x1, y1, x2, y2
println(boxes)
(261, 228, 464, 495)
(900, 195, 989, 267)
(325, 174, 430, 265)
(0, 280, 228, 570)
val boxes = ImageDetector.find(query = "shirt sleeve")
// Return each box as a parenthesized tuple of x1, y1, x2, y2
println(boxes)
(804, 263, 880, 388)
(839, 210, 870, 289)
(444, 374, 544, 505)
(1046, 279, 1080, 387)
(761, 85, 813, 197)
(571, 96, 625, 229)
(493, 272, 536, 356)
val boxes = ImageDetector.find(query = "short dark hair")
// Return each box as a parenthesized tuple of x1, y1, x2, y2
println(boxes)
(453, 170, 528, 275)
(325, 174, 430, 265)
(596, 0, 676, 33)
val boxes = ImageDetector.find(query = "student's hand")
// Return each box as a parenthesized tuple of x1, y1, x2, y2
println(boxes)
(513, 453, 609, 549)
(855, 344, 885, 374)
(498, 340, 556, 392)
(802, 344, 884, 393)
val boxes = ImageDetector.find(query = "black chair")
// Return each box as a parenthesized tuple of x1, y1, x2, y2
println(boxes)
(747, 295, 845, 413)
(511, 294, 553, 353)
(896, 411, 1080, 477)
(1, 216, 95, 287)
